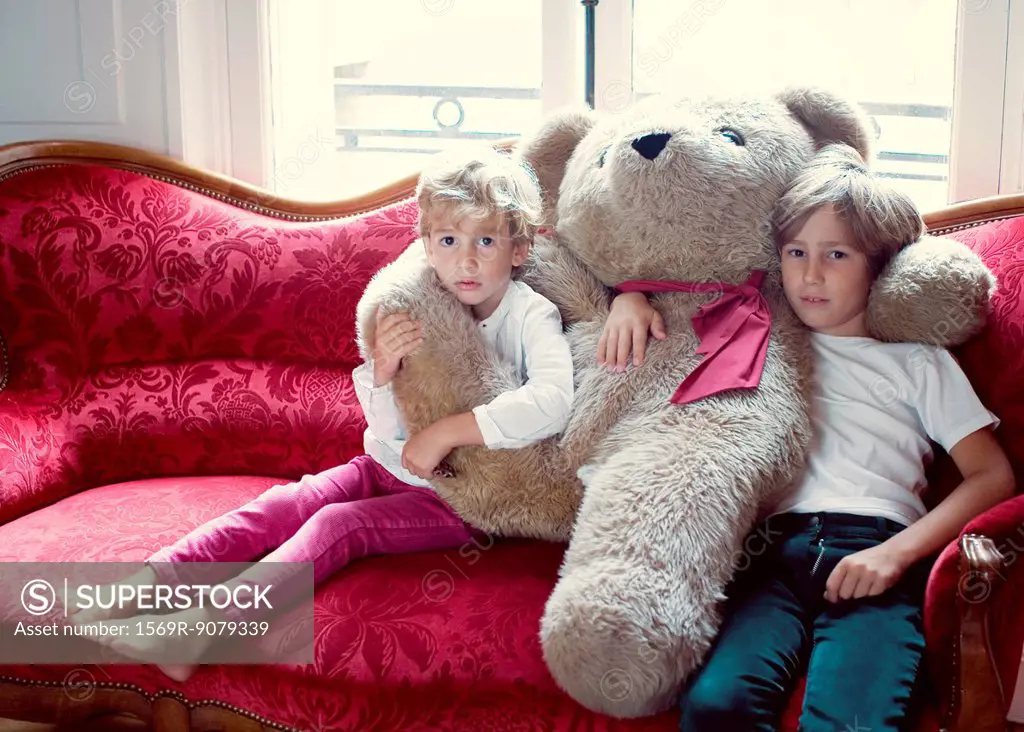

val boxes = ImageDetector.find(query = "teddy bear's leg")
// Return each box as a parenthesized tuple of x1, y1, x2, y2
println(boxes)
(541, 399, 809, 719)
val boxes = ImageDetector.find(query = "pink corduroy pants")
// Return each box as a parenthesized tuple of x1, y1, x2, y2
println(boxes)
(147, 454, 479, 622)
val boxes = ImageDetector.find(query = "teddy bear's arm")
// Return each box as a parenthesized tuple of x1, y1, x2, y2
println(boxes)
(867, 234, 996, 346)
(519, 234, 613, 327)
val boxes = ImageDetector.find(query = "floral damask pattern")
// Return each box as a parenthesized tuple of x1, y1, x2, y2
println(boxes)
(1, 162, 1023, 731)
(0, 165, 417, 523)
(924, 218, 1024, 713)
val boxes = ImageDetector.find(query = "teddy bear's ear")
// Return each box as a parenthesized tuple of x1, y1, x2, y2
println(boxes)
(515, 108, 597, 226)
(777, 87, 876, 163)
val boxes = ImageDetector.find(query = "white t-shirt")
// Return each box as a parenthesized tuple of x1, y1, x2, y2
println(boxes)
(352, 279, 575, 488)
(772, 332, 999, 526)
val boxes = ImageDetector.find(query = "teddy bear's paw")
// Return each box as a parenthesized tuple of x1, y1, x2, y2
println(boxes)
(539, 572, 700, 718)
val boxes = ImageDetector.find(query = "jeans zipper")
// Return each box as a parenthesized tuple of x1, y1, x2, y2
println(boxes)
(810, 538, 825, 577)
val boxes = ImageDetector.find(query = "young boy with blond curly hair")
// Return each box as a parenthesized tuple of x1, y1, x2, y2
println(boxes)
(73, 146, 574, 680)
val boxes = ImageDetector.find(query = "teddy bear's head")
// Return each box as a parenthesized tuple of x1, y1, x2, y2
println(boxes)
(519, 87, 873, 286)
(518, 87, 994, 346)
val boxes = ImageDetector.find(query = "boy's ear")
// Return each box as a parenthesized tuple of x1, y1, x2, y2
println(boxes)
(512, 238, 531, 267)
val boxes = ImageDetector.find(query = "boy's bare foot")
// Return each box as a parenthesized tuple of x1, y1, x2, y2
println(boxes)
(82, 605, 218, 667)
(156, 663, 199, 682)
(69, 566, 160, 624)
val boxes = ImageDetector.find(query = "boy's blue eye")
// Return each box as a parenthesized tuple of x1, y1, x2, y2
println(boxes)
(479, 237, 494, 247)
(440, 236, 456, 246)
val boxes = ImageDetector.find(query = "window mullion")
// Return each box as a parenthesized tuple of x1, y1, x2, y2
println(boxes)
(543, 1, 583, 112)
(999, 0, 1023, 194)
(593, 0, 634, 113)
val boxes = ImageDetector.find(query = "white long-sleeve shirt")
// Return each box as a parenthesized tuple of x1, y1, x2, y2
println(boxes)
(352, 280, 575, 488)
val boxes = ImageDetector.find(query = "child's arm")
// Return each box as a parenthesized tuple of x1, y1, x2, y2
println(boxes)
(401, 412, 485, 479)
(401, 298, 573, 479)
(469, 298, 574, 448)
(352, 310, 423, 440)
(599, 292, 667, 370)
(824, 427, 1014, 603)
(885, 428, 1014, 559)
(824, 348, 1014, 603)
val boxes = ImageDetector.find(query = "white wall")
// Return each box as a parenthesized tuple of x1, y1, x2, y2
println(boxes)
(0, 0, 183, 156)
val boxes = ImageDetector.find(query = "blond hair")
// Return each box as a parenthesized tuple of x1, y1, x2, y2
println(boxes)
(416, 146, 543, 244)
(771, 143, 924, 279)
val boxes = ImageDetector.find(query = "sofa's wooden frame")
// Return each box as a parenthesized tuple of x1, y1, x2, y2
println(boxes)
(0, 140, 1021, 732)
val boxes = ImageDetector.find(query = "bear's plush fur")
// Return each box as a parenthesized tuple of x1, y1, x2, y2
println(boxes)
(355, 87, 995, 717)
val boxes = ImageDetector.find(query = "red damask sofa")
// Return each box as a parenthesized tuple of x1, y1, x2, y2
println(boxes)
(0, 141, 1021, 732)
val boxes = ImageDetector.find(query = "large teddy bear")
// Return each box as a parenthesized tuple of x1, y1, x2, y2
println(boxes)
(355, 87, 994, 717)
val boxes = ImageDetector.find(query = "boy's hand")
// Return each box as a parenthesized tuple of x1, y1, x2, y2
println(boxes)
(401, 422, 453, 479)
(598, 292, 666, 370)
(372, 309, 423, 386)
(823, 541, 911, 603)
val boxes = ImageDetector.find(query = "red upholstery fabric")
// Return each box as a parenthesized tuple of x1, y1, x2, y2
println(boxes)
(922, 215, 1024, 718)
(0, 160, 1020, 730)
(0, 164, 417, 524)
(0, 476, 677, 731)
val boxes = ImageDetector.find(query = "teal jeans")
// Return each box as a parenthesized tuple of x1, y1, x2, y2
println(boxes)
(678, 511, 929, 732)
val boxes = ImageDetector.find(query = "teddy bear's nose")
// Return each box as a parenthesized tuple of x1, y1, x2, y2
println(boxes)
(631, 132, 672, 160)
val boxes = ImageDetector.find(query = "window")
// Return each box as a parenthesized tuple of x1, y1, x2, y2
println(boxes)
(596, 0, 1017, 209)
(629, 0, 958, 212)
(262, 0, 581, 200)
(209, 1, 1019, 207)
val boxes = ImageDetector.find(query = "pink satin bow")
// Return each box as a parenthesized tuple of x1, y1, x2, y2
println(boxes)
(615, 270, 771, 405)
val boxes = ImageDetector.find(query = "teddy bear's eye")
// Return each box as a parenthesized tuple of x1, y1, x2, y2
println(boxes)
(717, 128, 745, 146)
(597, 148, 608, 168)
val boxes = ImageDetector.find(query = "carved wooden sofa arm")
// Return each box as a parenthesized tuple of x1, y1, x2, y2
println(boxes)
(951, 534, 1011, 732)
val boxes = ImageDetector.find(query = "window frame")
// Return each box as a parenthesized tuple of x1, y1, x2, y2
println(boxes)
(185, 0, 1020, 206)
(593, 0, 1017, 207)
